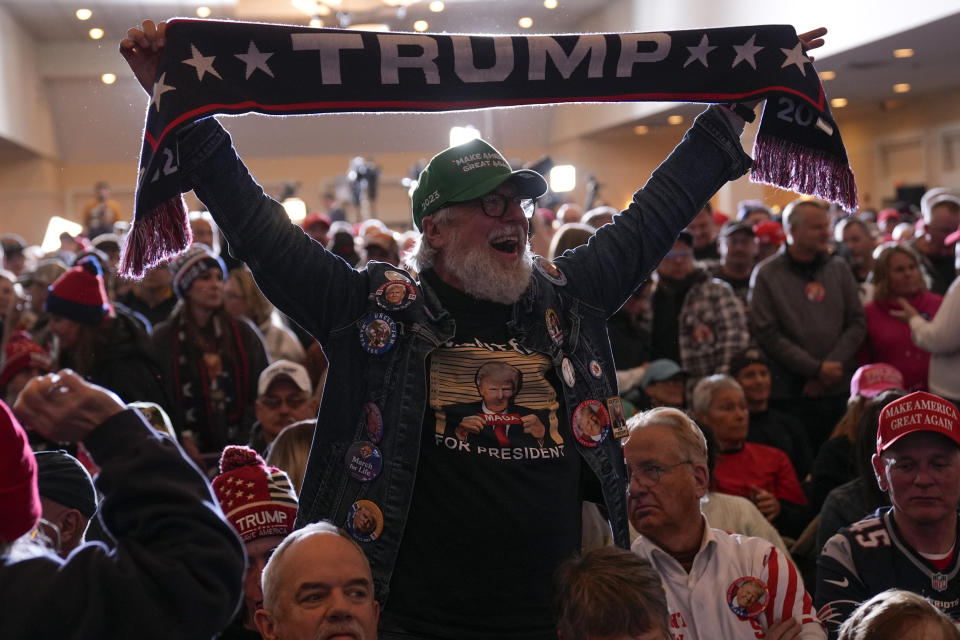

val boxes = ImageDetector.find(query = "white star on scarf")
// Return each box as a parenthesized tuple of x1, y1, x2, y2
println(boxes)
(235, 41, 275, 80)
(732, 34, 764, 69)
(150, 73, 176, 111)
(684, 34, 717, 68)
(183, 44, 222, 82)
(780, 42, 810, 76)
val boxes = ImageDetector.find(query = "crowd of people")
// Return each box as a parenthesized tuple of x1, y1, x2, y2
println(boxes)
(2, 18, 960, 640)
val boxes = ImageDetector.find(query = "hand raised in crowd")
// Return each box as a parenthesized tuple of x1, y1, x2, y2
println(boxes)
(750, 486, 781, 522)
(119, 20, 168, 94)
(14, 370, 125, 442)
(766, 617, 803, 640)
(797, 27, 827, 61)
(889, 296, 920, 322)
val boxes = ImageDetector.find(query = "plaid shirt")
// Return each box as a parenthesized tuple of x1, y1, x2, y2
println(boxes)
(642, 271, 750, 390)
(678, 275, 750, 385)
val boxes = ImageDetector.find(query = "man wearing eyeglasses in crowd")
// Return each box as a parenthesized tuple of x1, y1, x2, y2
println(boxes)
(118, 20, 827, 640)
(626, 407, 824, 639)
(249, 360, 318, 456)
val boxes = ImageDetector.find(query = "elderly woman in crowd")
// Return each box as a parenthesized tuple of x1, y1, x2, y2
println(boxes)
(692, 374, 809, 538)
(150, 244, 268, 468)
(862, 244, 941, 391)
(224, 266, 305, 364)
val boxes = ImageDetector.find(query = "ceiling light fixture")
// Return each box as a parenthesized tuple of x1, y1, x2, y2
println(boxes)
(830, 97, 848, 108)
(309, 17, 324, 27)
(544, 0, 558, 8)
(633, 125, 649, 135)
(429, 1, 444, 11)
(518, 17, 533, 29)
(893, 48, 914, 58)
(667, 115, 683, 125)
(101, 73, 116, 85)
(196, 6, 212, 18)
(893, 83, 911, 93)
(75, 8, 92, 20)
(89, 27, 104, 40)
(413, 20, 429, 32)
(819, 70, 836, 81)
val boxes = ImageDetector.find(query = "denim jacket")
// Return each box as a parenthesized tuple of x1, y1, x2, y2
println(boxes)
(178, 105, 752, 601)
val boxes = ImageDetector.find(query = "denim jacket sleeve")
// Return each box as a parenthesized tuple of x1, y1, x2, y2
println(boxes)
(176, 117, 370, 344)
(555, 105, 753, 316)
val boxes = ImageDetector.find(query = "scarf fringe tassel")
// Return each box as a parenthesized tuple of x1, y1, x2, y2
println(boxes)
(119, 195, 192, 278)
(752, 134, 858, 212)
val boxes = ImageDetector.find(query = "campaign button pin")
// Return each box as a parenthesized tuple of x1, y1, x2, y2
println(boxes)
(546, 309, 563, 345)
(345, 441, 383, 482)
(384, 270, 409, 282)
(375, 280, 417, 311)
(804, 281, 826, 303)
(534, 256, 567, 286)
(561, 357, 576, 387)
(572, 399, 610, 448)
(589, 360, 603, 379)
(726, 576, 769, 620)
(363, 402, 383, 443)
(346, 499, 384, 543)
(606, 395, 628, 439)
(359, 313, 397, 354)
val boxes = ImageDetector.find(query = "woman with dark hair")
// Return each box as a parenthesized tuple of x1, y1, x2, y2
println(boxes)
(815, 389, 905, 551)
(44, 256, 167, 407)
(150, 244, 268, 468)
(862, 244, 941, 391)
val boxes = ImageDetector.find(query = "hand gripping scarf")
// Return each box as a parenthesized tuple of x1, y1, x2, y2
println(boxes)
(121, 19, 857, 277)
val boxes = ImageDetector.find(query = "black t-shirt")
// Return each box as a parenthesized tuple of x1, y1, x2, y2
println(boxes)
(385, 270, 581, 640)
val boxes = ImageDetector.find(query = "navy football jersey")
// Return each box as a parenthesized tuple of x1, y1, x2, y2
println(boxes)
(816, 507, 960, 638)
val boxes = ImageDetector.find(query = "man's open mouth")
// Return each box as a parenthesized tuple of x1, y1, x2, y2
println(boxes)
(490, 237, 519, 254)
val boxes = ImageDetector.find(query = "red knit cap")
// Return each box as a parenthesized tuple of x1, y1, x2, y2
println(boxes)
(44, 256, 111, 326)
(0, 331, 53, 391)
(212, 446, 298, 542)
(0, 400, 41, 543)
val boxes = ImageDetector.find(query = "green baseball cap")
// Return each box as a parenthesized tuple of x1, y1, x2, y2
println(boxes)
(410, 138, 548, 231)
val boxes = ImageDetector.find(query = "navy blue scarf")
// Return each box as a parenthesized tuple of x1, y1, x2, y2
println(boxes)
(121, 19, 856, 277)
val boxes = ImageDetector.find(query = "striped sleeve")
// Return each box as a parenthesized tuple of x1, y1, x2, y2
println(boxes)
(763, 546, 826, 638)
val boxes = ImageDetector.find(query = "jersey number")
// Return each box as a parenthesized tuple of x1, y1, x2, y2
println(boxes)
(854, 529, 890, 548)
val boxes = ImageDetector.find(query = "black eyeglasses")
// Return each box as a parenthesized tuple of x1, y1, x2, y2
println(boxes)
(259, 394, 308, 410)
(469, 193, 536, 218)
(627, 460, 693, 485)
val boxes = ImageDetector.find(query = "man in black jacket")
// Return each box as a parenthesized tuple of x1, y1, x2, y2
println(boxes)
(0, 369, 245, 639)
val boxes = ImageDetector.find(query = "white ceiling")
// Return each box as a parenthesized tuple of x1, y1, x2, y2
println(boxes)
(2, 0, 960, 165)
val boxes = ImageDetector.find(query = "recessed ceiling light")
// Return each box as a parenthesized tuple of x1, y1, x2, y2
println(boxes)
(429, 1, 445, 11)
(75, 8, 92, 21)
(830, 97, 848, 108)
(893, 83, 911, 93)
(893, 48, 914, 58)
(101, 73, 116, 85)
(196, 6, 212, 18)
(633, 125, 649, 135)
(89, 27, 104, 40)
(667, 115, 683, 125)
(518, 17, 533, 29)
(544, 0, 558, 8)
(413, 20, 429, 32)
(819, 70, 836, 81)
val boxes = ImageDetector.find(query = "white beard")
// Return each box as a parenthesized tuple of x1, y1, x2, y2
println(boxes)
(440, 224, 533, 304)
